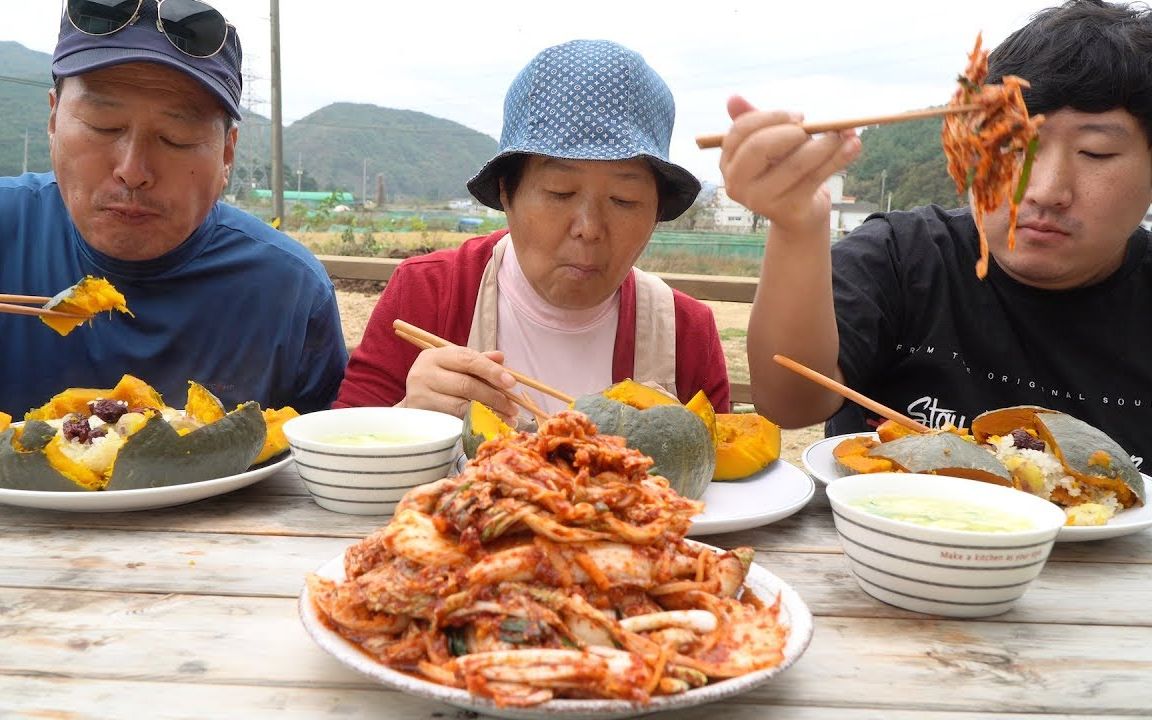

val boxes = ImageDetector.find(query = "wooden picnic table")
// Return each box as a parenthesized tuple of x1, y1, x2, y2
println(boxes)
(1, 459, 1149, 719)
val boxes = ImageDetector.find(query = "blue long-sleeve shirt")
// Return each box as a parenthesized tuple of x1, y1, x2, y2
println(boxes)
(1, 173, 347, 416)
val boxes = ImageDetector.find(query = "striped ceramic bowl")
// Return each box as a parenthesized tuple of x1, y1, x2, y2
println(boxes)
(826, 472, 1066, 618)
(283, 407, 462, 516)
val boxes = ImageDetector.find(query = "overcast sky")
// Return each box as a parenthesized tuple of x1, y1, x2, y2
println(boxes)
(6, 0, 1057, 185)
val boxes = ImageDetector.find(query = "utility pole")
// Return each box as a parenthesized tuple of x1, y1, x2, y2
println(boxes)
(21, 129, 28, 174)
(269, 0, 284, 224)
(879, 169, 887, 212)
(362, 158, 368, 210)
(296, 152, 302, 193)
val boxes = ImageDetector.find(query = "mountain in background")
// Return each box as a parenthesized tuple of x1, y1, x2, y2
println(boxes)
(0, 40, 962, 208)
(0, 41, 53, 176)
(844, 116, 963, 211)
(233, 102, 497, 202)
(0, 42, 497, 203)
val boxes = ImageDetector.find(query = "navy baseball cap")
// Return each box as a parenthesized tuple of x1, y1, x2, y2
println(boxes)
(467, 39, 702, 222)
(52, 1, 243, 120)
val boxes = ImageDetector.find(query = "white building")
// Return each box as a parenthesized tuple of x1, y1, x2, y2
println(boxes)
(711, 172, 877, 238)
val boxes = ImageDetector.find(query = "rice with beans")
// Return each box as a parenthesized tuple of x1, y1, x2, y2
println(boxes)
(988, 434, 1122, 525)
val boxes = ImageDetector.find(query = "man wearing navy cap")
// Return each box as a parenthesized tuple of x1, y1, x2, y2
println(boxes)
(0, 0, 348, 415)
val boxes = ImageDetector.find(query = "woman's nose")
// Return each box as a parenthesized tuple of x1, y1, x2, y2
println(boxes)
(570, 198, 607, 240)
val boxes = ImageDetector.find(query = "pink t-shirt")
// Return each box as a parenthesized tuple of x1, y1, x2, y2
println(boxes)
(496, 239, 618, 414)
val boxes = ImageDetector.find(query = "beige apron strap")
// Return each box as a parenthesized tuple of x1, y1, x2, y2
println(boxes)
(631, 267, 678, 397)
(466, 235, 509, 351)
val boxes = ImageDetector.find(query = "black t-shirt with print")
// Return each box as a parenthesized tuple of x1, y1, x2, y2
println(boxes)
(826, 204, 1152, 470)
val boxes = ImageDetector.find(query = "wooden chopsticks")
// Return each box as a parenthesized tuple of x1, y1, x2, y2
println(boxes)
(0, 294, 85, 320)
(392, 319, 573, 422)
(695, 103, 982, 149)
(0, 294, 52, 304)
(773, 354, 931, 434)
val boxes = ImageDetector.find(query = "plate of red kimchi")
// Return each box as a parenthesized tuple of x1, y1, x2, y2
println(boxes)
(299, 410, 814, 719)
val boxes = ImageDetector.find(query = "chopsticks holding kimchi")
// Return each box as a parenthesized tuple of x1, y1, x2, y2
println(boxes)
(306, 411, 788, 708)
(942, 33, 1045, 279)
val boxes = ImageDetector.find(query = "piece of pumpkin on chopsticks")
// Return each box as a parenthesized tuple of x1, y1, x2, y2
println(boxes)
(39, 276, 133, 336)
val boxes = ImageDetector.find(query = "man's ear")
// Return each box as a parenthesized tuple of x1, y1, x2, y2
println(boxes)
(222, 124, 238, 191)
(47, 87, 58, 138)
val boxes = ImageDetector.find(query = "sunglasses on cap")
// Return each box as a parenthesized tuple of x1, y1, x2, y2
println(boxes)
(65, 0, 231, 59)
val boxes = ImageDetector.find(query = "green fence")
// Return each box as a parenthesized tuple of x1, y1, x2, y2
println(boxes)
(642, 231, 765, 259)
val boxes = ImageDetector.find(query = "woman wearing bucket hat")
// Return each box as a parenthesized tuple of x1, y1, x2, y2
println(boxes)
(336, 39, 729, 421)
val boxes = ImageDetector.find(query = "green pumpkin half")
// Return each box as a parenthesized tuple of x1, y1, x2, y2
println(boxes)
(867, 432, 1014, 487)
(0, 422, 90, 491)
(0, 402, 267, 492)
(971, 406, 1145, 508)
(572, 394, 715, 500)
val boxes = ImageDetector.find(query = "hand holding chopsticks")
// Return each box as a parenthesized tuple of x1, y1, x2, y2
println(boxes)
(393, 319, 574, 422)
(696, 103, 981, 149)
(772, 354, 931, 434)
(0, 294, 85, 320)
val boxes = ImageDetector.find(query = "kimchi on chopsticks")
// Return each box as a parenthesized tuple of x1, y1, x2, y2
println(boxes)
(306, 411, 789, 708)
(942, 33, 1045, 279)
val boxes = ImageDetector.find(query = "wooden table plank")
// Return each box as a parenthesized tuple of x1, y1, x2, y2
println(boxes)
(13, 675, 1146, 720)
(1, 588, 1148, 716)
(0, 530, 1148, 626)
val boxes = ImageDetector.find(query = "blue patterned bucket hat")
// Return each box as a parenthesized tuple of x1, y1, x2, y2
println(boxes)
(467, 39, 701, 221)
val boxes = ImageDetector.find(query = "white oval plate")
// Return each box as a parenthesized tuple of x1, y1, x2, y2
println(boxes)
(801, 432, 878, 486)
(0, 455, 292, 512)
(802, 433, 1152, 542)
(689, 460, 815, 536)
(454, 455, 814, 537)
(300, 543, 814, 720)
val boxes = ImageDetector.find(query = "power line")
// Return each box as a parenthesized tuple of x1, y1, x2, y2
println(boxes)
(0, 74, 52, 89)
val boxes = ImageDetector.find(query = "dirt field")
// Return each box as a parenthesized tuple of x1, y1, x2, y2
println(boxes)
(333, 283, 825, 467)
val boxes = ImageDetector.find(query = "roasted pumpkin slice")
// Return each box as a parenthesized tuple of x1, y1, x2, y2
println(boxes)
(602, 379, 679, 408)
(833, 435, 894, 474)
(868, 432, 1013, 486)
(106, 402, 267, 490)
(876, 419, 918, 443)
(573, 394, 715, 500)
(685, 390, 719, 447)
(713, 412, 780, 480)
(252, 406, 299, 465)
(972, 406, 1145, 509)
(462, 400, 516, 459)
(186, 381, 226, 424)
(26, 374, 164, 421)
(40, 276, 133, 336)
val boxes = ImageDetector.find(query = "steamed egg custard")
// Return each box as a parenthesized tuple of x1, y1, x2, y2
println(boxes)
(852, 495, 1035, 532)
(321, 431, 430, 446)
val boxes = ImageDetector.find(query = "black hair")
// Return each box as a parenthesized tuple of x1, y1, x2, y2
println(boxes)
(495, 153, 670, 219)
(989, 0, 1152, 143)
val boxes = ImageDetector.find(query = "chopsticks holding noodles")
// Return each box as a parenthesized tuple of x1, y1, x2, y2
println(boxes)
(772, 354, 931, 434)
(392, 319, 573, 422)
(695, 104, 982, 149)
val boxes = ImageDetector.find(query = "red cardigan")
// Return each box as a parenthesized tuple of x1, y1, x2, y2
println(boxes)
(336, 231, 731, 411)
